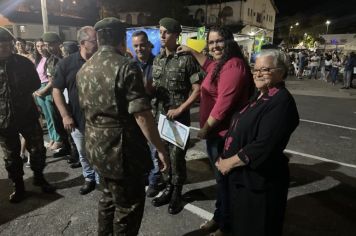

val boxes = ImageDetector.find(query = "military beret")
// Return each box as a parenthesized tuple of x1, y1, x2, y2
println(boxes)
(94, 17, 126, 32)
(42, 32, 61, 43)
(0, 27, 15, 42)
(159, 17, 181, 33)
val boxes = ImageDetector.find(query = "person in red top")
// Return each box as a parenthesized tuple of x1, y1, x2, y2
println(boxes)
(177, 26, 254, 236)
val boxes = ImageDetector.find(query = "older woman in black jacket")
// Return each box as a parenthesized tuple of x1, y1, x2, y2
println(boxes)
(215, 49, 299, 236)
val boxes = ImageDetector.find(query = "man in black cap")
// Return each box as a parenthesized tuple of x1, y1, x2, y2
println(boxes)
(151, 17, 202, 214)
(0, 27, 56, 203)
(76, 17, 169, 235)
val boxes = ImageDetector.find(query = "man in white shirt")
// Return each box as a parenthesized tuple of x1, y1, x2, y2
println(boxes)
(308, 52, 320, 79)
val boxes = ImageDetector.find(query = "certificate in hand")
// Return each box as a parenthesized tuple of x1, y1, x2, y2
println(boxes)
(158, 114, 190, 150)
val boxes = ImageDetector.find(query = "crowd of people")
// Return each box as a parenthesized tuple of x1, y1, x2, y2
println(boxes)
(288, 49, 356, 88)
(0, 16, 300, 236)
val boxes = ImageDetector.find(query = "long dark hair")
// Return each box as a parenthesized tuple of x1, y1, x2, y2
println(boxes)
(207, 25, 250, 84)
(34, 38, 44, 66)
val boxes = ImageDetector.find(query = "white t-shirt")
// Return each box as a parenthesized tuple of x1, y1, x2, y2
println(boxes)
(310, 55, 320, 67)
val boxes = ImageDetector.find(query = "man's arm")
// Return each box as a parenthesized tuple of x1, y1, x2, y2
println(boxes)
(52, 88, 75, 132)
(166, 83, 200, 119)
(134, 110, 169, 171)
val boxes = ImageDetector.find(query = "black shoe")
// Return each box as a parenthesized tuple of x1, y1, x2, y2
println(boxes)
(67, 148, 79, 163)
(9, 179, 26, 203)
(70, 162, 82, 169)
(53, 148, 71, 158)
(67, 156, 79, 164)
(79, 181, 96, 195)
(152, 183, 173, 207)
(168, 185, 184, 215)
(33, 174, 56, 193)
(146, 182, 166, 198)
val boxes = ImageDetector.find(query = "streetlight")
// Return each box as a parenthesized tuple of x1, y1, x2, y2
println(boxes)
(40, 0, 49, 33)
(325, 20, 331, 34)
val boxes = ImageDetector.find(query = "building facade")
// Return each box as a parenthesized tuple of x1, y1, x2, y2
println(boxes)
(187, 0, 277, 41)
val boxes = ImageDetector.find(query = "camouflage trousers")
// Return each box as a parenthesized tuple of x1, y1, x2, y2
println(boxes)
(98, 176, 146, 236)
(163, 138, 189, 186)
(0, 120, 46, 181)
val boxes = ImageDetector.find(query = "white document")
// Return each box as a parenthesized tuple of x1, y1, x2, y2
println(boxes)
(158, 114, 190, 150)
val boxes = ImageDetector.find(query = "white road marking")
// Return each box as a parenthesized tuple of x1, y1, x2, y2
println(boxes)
(285, 149, 356, 169)
(184, 203, 213, 220)
(189, 126, 200, 131)
(300, 119, 356, 131)
(339, 136, 352, 140)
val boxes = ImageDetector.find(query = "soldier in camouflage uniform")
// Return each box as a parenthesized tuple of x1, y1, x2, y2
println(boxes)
(151, 18, 202, 215)
(0, 27, 56, 203)
(76, 18, 169, 236)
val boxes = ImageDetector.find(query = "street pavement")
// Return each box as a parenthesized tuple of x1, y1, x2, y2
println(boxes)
(1, 76, 356, 236)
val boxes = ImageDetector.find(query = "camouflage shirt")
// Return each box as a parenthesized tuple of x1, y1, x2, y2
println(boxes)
(0, 55, 40, 129)
(76, 45, 153, 180)
(152, 49, 201, 125)
(46, 54, 62, 79)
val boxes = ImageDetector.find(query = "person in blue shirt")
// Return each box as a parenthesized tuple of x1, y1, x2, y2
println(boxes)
(132, 30, 165, 197)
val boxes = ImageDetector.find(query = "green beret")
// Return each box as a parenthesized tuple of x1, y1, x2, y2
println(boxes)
(42, 32, 61, 43)
(94, 17, 126, 33)
(159, 17, 181, 33)
(0, 27, 15, 42)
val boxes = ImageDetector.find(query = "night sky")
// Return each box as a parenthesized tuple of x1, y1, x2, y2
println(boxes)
(273, 0, 356, 34)
(274, 0, 355, 17)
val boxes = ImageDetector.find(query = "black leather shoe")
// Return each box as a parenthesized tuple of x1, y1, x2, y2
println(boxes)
(70, 162, 82, 169)
(152, 184, 173, 207)
(168, 185, 184, 215)
(53, 148, 71, 158)
(33, 174, 56, 193)
(80, 181, 96, 195)
(9, 179, 26, 203)
(147, 182, 165, 198)
(67, 156, 79, 164)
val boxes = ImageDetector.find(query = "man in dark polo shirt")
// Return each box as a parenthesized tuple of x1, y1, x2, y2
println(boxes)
(52, 26, 99, 195)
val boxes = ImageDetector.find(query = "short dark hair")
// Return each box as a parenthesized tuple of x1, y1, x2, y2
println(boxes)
(97, 28, 126, 47)
(16, 37, 26, 44)
(132, 30, 148, 41)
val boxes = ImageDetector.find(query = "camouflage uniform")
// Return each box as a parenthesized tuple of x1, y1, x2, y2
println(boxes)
(76, 45, 153, 236)
(152, 50, 201, 185)
(0, 54, 49, 190)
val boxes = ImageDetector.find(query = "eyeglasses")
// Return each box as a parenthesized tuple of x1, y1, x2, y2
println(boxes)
(207, 39, 225, 46)
(84, 39, 97, 44)
(252, 67, 281, 75)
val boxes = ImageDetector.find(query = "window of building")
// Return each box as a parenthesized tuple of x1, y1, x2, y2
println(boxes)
(256, 13, 262, 23)
(137, 13, 145, 25)
(126, 14, 132, 24)
(195, 8, 205, 24)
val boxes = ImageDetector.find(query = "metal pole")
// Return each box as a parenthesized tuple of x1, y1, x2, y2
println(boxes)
(205, 0, 208, 26)
(40, 0, 49, 33)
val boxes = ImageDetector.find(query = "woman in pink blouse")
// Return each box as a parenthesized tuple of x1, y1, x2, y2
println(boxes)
(33, 39, 62, 150)
(177, 26, 254, 236)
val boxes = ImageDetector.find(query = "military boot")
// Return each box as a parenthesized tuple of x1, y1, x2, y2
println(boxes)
(152, 183, 173, 207)
(9, 179, 26, 203)
(33, 173, 56, 193)
(168, 185, 184, 215)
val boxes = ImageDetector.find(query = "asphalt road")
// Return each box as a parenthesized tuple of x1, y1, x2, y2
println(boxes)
(1, 83, 356, 236)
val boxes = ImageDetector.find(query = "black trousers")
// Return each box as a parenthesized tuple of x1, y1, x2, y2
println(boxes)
(229, 181, 289, 236)
(0, 120, 46, 181)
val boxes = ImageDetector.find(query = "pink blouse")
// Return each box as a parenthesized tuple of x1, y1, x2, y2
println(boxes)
(36, 57, 49, 83)
(200, 57, 253, 138)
